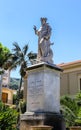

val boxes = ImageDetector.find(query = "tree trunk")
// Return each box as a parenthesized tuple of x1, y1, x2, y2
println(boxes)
(19, 76, 22, 98)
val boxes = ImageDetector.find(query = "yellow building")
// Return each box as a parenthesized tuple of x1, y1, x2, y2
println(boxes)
(1, 70, 16, 105)
(58, 60, 81, 96)
(2, 87, 16, 105)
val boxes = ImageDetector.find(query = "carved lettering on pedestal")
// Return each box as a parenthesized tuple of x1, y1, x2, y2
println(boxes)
(28, 79, 44, 111)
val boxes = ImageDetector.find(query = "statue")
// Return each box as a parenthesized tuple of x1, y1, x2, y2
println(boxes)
(33, 17, 54, 63)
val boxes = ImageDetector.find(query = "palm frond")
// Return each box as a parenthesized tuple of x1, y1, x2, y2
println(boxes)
(12, 54, 18, 61)
(12, 42, 21, 52)
(9, 64, 18, 70)
(61, 104, 76, 118)
(23, 44, 29, 56)
(27, 52, 37, 65)
(28, 52, 37, 60)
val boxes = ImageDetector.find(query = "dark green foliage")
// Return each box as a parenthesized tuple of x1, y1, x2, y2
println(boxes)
(13, 91, 26, 119)
(74, 108, 81, 126)
(9, 84, 18, 90)
(60, 93, 81, 127)
(75, 91, 81, 106)
(12, 42, 37, 88)
(20, 101, 26, 114)
(0, 43, 10, 68)
(61, 95, 78, 115)
(13, 94, 18, 105)
(0, 101, 18, 130)
(13, 90, 23, 105)
(0, 70, 4, 74)
(28, 52, 37, 64)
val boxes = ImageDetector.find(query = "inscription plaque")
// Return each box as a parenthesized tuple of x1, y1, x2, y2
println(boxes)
(27, 72, 44, 112)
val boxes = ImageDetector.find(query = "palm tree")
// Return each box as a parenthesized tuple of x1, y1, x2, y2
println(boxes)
(4, 42, 37, 93)
(12, 42, 36, 94)
(10, 42, 37, 129)
(3, 42, 37, 129)
(3, 42, 37, 105)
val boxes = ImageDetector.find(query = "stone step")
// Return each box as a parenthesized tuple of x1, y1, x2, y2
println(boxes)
(30, 125, 52, 130)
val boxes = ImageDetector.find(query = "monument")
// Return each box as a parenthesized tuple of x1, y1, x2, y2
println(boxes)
(33, 17, 54, 64)
(20, 18, 65, 130)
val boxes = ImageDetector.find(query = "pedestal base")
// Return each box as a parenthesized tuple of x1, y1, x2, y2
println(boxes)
(20, 112, 66, 130)
(31, 125, 52, 130)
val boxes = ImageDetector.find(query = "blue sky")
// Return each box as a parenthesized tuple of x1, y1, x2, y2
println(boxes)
(0, 0, 81, 78)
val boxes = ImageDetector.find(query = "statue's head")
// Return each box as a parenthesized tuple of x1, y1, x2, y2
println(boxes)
(40, 17, 47, 25)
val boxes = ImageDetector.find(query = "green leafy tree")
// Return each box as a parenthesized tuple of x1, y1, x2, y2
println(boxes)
(0, 43, 10, 100)
(0, 101, 18, 130)
(0, 43, 10, 68)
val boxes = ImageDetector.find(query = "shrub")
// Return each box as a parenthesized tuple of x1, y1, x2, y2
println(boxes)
(0, 101, 18, 130)
(20, 100, 26, 113)
(60, 95, 81, 127)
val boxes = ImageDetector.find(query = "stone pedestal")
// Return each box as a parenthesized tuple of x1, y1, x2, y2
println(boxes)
(27, 62, 61, 113)
(20, 62, 65, 130)
(20, 112, 65, 130)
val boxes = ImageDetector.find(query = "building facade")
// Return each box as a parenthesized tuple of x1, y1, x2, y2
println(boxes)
(1, 70, 16, 105)
(2, 87, 16, 105)
(58, 60, 81, 96)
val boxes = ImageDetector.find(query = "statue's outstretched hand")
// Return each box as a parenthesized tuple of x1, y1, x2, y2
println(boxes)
(33, 25, 37, 31)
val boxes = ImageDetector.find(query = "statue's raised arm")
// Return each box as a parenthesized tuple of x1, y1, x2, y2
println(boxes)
(33, 17, 54, 64)
(33, 25, 38, 35)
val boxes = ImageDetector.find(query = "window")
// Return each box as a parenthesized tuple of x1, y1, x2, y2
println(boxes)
(2, 93, 8, 103)
(80, 78, 81, 90)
